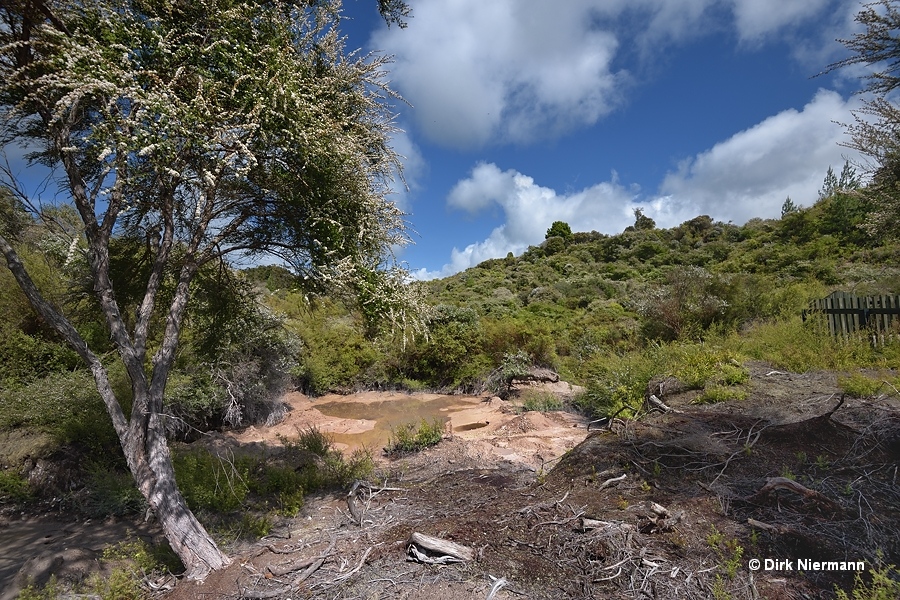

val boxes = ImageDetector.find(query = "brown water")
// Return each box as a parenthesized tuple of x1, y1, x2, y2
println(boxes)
(313, 395, 483, 450)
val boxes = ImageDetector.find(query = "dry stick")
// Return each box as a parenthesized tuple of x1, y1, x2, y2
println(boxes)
(267, 556, 317, 578)
(408, 532, 474, 561)
(293, 555, 327, 586)
(291, 540, 335, 586)
(240, 586, 292, 599)
(331, 546, 375, 584)
(710, 430, 762, 486)
(748, 476, 837, 505)
(537, 510, 585, 527)
(597, 473, 627, 490)
(485, 576, 509, 600)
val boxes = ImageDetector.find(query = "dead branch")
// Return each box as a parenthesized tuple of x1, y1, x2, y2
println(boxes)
(267, 556, 317, 578)
(289, 539, 334, 586)
(348, 487, 364, 525)
(486, 576, 509, 600)
(747, 518, 791, 535)
(824, 395, 845, 419)
(746, 477, 842, 512)
(407, 532, 474, 562)
(331, 546, 375, 583)
(292, 556, 326, 586)
(598, 473, 627, 490)
(644, 394, 682, 414)
(580, 518, 620, 531)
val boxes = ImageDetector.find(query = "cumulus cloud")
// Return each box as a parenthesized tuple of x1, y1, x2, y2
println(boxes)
(655, 89, 865, 224)
(373, 0, 838, 149)
(371, 0, 627, 147)
(730, 0, 831, 42)
(416, 89, 865, 279)
(415, 163, 638, 278)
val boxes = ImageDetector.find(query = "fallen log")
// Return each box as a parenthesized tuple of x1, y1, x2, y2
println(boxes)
(407, 532, 474, 562)
(746, 477, 841, 512)
(267, 556, 316, 578)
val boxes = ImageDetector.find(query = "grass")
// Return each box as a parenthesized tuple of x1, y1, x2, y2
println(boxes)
(724, 317, 900, 373)
(0, 469, 32, 503)
(519, 389, 563, 412)
(385, 418, 444, 455)
(693, 385, 749, 405)
(838, 372, 900, 398)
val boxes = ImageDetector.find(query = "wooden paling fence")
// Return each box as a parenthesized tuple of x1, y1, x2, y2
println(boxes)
(802, 292, 900, 345)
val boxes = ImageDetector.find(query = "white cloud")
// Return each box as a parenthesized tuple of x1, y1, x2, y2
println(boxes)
(656, 89, 865, 225)
(419, 89, 866, 278)
(372, 0, 627, 148)
(730, 0, 831, 42)
(421, 163, 638, 277)
(373, 0, 839, 149)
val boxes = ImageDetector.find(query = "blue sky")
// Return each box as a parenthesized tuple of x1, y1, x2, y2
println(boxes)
(340, 0, 873, 279)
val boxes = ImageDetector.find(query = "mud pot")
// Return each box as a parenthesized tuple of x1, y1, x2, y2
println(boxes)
(214, 384, 591, 472)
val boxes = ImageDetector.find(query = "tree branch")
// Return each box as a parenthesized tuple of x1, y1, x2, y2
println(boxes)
(0, 231, 128, 439)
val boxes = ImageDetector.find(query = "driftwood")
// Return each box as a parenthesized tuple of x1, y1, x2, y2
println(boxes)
(267, 556, 317, 577)
(597, 473, 627, 490)
(747, 518, 791, 535)
(746, 477, 841, 512)
(407, 532, 474, 563)
(634, 501, 683, 533)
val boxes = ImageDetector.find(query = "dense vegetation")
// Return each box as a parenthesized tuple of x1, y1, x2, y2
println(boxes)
(258, 164, 899, 403)
(2, 164, 900, 566)
(3, 165, 899, 443)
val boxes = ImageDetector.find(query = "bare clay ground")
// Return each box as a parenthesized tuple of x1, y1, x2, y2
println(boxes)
(162, 362, 900, 600)
(4, 363, 899, 599)
(213, 382, 590, 474)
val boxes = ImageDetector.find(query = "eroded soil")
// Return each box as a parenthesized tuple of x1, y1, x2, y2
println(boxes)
(4, 363, 900, 599)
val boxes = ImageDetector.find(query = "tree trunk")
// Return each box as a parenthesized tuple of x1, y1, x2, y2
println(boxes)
(126, 405, 231, 579)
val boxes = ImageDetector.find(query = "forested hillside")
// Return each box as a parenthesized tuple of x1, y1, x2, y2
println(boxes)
(252, 164, 899, 407)
(3, 164, 900, 448)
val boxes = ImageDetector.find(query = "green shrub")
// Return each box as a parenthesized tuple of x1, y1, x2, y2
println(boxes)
(293, 426, 333, 457)
(278, 428, 374, 490)
(0, 370, 122, 463)
(838, 373, 885, 398)
(17, 576, 60, 600)
(385, 418, 444, 455)
(0, 469, 32, 503)
(80, 464, 145, 517)
(172, 448, 251, 513)
(250, 465, 305, 516)
(576, 348, 663, 418)
(102, 538, 181, 574)
(693, 385, 748, 405)
(665, 343, 746, 389)
(0, 329, 81, 384)
(519, 389, 563, 412)
(835, 562, 900, 600)
(216, 512, 274, 542)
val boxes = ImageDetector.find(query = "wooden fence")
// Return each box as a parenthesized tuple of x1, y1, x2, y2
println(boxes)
(802, 292, 900, 344)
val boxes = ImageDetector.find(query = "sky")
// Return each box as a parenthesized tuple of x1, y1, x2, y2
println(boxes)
(339, 0, 876, 279)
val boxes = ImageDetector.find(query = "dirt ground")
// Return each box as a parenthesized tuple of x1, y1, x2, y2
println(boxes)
(4, 362, 900, 599)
